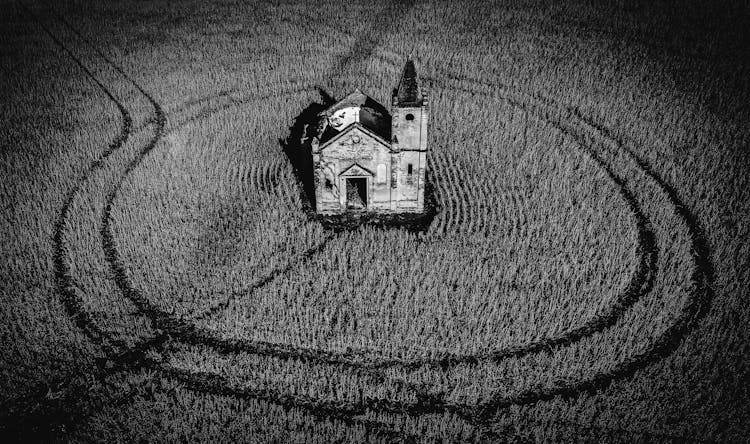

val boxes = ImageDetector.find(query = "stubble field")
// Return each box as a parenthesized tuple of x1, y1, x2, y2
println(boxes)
(1, 0, 749, 442)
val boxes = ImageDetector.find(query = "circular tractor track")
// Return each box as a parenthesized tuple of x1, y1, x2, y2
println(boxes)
(98, 68, 696, 426)
(36, 3, 714, 439)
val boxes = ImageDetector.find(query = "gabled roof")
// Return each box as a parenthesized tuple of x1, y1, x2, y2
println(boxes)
(318, 122, 392, 152)
(340, 162, 374, 177)
(394, 60, 422, 106)
(317, 89, 391, 144)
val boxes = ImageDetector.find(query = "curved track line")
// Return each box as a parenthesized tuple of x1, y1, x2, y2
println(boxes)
(104, 85, 653, 379)
(450, 80, 713, 423)
(308, 8, 712, 379)
(17, 0, 135, 362)
(29, 7, 425, 442)
(123, 17, 713, 440)
(23, 2, 450, 440)
(104, 83, 336, 324)
(132, 74, 713, 435)
(31, 2, 714, 439)
(98, 81, 658, 426)
(157, 76, 703, 429)
(55, 47, 668, 441)
(61, 1, 442, 438)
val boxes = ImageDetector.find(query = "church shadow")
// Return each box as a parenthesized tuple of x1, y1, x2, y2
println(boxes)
(279, 88, 437, 234)
(279, 87, 333, 213)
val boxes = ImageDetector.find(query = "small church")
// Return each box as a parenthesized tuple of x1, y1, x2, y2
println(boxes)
(311, 61, 428, 214)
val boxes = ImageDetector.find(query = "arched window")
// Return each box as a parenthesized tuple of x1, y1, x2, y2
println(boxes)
(405, 113, 415, 121)
(377, 164, 387, 184)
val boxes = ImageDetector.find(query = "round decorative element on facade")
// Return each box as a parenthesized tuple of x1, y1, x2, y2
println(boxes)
(351, 134, 361, 144)
(330, 116, 344, 129)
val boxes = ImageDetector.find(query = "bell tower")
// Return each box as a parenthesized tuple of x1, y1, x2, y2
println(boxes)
(391, 60, 428, 212)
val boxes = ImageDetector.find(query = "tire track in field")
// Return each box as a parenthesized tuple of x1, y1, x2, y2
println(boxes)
(155, 84, 656, 373)
(107, 83, 338, 324)
(95, 33, 658, 427)
(430, 77, 713, 424)
(49, 9, 168, 350)
(33, 1, 708, 440)
(158, 368, 434, 442)
(123, 12, 710, 440)
(18, 0, 464, 439)
(126, 46, 710, 441)
(44, 23, 635, 442)
(17, 0, 135, 362)
(106, 84, 653, 375)
(19, 5, 421, 441)
(58, 1, 441, 440)
(131, 70, 700, 431)
(13, 0, 157, 439)
(100, 79, 658, 429)
(119, 56, 467, 444)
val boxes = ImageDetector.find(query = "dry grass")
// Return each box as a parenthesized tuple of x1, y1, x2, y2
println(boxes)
(1, 0, 748, 442)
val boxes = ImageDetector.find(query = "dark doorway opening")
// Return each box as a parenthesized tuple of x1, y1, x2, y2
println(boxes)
(345, 178, 368, 210)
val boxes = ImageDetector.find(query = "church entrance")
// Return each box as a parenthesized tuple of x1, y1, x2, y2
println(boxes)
(345, 177, 368, 210)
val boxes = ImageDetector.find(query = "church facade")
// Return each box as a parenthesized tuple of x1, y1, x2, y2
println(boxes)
(311, 61, 428, 214)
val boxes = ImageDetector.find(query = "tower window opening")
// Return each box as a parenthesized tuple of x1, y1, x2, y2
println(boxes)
(407, 164, 413, 175)
(325, 178, 333, 189)
(405, 113, 415, 121)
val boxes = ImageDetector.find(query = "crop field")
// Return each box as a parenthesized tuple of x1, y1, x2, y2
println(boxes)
(1, 0, 749, 442)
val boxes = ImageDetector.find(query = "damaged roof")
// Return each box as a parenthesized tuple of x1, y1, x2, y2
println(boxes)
(317, 89, 391, 144)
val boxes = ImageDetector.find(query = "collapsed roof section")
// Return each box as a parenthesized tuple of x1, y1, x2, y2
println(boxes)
(316, 89, 391, 145)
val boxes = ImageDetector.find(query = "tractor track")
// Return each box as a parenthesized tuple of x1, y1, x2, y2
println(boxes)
(91, 51, 662, 424)
(134, 67, 711, 431)
(432, 76, 713, 423)
(96, 70, 662, 428)
(125, 80, 652, 418)
(18, 0, 136, 363)
(24, 0, 714, 440)
(62, 14, 432, 439)
(122, 79, 657, 368)
(31, 0, 447, 440)
(103, 85, 654, 372)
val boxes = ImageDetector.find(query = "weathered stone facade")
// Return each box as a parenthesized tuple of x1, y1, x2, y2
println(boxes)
(312, 61, 428, 214)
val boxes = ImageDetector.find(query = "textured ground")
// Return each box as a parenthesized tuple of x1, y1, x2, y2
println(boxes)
(1, 0, 749, 442)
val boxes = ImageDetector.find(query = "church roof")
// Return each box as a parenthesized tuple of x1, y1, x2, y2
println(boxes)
(318, 90, 391, 144)
(318, 122, 392, 152)
(394, 60, 422, 106)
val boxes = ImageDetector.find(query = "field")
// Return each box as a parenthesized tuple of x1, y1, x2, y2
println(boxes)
(1, 0, 749, 442)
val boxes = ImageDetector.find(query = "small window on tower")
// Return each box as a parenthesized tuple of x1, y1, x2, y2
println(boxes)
(405, 113, 415, 121)
(407, 163, 413, 175)
(325, 178, 333, 189)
